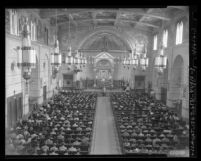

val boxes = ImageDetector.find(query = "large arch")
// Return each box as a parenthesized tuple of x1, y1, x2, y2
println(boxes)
(168, 55, 184, 115)
(77, 27, 135, 52)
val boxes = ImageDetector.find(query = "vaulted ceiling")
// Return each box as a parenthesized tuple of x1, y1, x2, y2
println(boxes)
(38, 7, 188, 32)
(81, 33, 131, 51)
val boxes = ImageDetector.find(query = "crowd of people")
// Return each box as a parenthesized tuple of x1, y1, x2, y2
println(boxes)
(6, 90, 97, 155)
(111, 92, 189, 155)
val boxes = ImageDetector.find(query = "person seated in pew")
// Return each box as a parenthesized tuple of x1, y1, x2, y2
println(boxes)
(41, 143, 49, 154)
(49, 149, 59, 155)
(45, 138, 53, 146)
(59, 142, 67, 154)
(68, 145, 77, 154)
(50, 143, 58, 152)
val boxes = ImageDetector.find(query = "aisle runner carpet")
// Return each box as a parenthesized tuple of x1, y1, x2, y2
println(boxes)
(90, 97, 121, 154)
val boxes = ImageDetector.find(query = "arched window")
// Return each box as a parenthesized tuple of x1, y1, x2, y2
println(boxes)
(9, 9, 19, 36)
(163, 29, 168, 48)
(31, 20, 37, 41)
(153, 35, 158, 50)
(176, 21, 183, 45)
(179, 21, 183, 44)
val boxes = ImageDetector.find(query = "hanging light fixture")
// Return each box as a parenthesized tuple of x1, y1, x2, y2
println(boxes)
(65, 13, 74, 69)
(126, 55, 131, 69)
(15, 17, 36, 82)
(140, 54, 149, 71)
(51, 9, 62, 78)
(131, 45, 138, 70)
(73, 53, 82, 73)
(154, 44, 167, 73)
(66, 46, 74, 67)
(79, 53, 83, 67)
(132, 54, 139, 70)
(83, 57, 87, 67)
(139, 44, 149, 71)
(122, 56, 126, 68)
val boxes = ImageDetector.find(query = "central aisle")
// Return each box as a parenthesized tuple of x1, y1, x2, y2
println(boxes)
(90, 96, 121, 154)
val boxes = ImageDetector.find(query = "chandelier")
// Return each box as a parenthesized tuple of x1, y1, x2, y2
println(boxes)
(154, 44, 167, 74)
(51, 9, 62, 78)
(15, 17, 36, 83)
(140, 54, 149, 71)
(131, 54, 139, 70)
(65, 15, 87, 72)
(121, 43, 149, 71)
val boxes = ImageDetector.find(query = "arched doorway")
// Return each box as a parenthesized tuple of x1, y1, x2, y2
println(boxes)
(169, 55, 184, 115)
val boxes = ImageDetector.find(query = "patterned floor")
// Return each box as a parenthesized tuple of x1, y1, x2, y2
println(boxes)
(90, 96, 121, 155)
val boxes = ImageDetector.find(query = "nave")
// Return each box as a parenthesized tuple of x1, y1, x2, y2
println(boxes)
(6, 90, 189, 156)
(90, 96, 121, 154)
(6, 91, 97, 155)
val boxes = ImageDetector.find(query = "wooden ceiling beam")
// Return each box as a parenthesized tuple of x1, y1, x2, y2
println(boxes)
(167, 6, 188, 11)
(39, 9, 87, 19)
(119, 8, 170, 21)
(40, 8, 170, 21)
(135, 8, 158, 28)
(57, 18, 159, 28)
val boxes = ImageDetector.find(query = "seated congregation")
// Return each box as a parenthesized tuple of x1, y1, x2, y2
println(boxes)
(111, 92, 189, 155)
(6, 90, 97, 155)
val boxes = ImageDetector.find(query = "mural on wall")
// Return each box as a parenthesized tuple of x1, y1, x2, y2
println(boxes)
(134, 34, 148, 55)
(96, 59, 111, 68)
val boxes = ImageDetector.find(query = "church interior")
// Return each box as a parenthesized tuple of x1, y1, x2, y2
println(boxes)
(5, 7, 189, 156)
